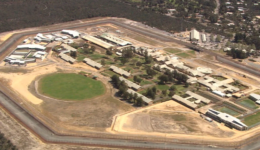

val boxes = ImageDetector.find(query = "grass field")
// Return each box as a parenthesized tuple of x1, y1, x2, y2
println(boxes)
(164, 48, 182, 54)
(140, 80, 153, 86)
(243, 111, 260, 126)
(39, 73, 105, 101)
(238, 99, 259, 110)
(217, 107, 240, 116)
(156, 84, 169, 91)
(176, 52, 191, 58)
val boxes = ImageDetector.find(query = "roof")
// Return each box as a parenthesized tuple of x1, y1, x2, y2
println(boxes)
(110, 66, 131, 77)
(100, 33, 131, 46)
(119, 77, 141, 90)
(17, 44, 46, 50)
(82, 35, 114, 49)
(83, 58, 102, 69)
(212, 91, 226, 97)
(61, 44, 77, 52)
(207, 109, 247, 128)
(172, 95, 197, 109)
(250, 93, 260, 100)
(190, 29, 200, 41)
(186, 91, 211, 104)
(127, 89, 152, 104)
(61, 30, 79, 38)
(59, 53, 76, 63)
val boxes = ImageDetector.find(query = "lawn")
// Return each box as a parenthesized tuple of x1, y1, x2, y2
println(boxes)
(238, 99, 259, 110)
(140, 80, 153, 86)
(89, 54, 107, 60)
(217, 107, 240, 116)
(101, 70, 118, 77)
(156, 84, 169, 91)
(243, 111, 260, 126)
(164, 48, 182, 54)
(211, 75, 227, 81)
(176, 52, 191, 58)
(39, 73, 105, 101)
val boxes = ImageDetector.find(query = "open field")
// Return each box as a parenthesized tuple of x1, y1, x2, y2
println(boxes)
(39, 73, 106, 101)
(164, 48, 182, 54)
(243, 111, 260, 126)
(216, 107, 241, 117)
(114, 101, 235, 138)
(238, 99, 259, 110)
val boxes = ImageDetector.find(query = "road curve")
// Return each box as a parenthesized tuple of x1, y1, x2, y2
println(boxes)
(0, 18, 260, 150)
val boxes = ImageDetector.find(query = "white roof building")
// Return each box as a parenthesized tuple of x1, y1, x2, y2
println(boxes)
(61, 30, 79, 38)
(16, 44, 46, 50)
(83, 58, 103, 69)
(250, 93, 260, 101)
(190, 29, 200, 41)
(119, 77, 141, 90)
(59, 53, 76, 64)
(127, 89, 152, 104)
(100, 33, 131, 46)
(82, 35, 114, 49)
(110, 66, 131, 77)
(201, 34, 206, 42)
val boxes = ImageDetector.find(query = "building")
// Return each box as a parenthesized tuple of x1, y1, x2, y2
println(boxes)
(119, 77, 141, 90)
(61, 30, 79, 38)
(59, 53, 76, 64)
(83, 58, 102, 69)
(127, 89, 152, 105)
(186, 91, 211, 104)
(201, 34, 206, 42)
(249, 93, 260, 102)
(61, 44, 77, 52)
(110, 66, 131, 77)
(172, 95, 197, 110)
(16, 44, 46, 50)
(206, 109, 247, 130)
(100, 33, 131, 46)
(82, 35, 114, 49)
(190, 29, 200, 41)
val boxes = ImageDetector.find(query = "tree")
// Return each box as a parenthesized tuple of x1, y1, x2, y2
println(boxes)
(146, 67, 157, 78)
(136, 61, 142, 66)
(145, 55, 153, 64)
(135, 97, 144, 106)
(90, 46, 96, 53)
(158, 75, 169, 84)
(168, 91, 175, 97)
(106, 50, 113, 55)
(162, 90, 167, 97)
(122, 49, 134, 58)
(209, 14, 218, 23)
(169, 85, 176, 91)
(101, 59, 106, 66)
(120, 58, 128, 65)
(216, 35, 221, 42)
(70, 51, 77, 58)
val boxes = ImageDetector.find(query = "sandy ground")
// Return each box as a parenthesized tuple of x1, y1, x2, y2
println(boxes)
(113, 101, 235, 139)
(0, 65, 58, 105)
(0, 107, 132, 150)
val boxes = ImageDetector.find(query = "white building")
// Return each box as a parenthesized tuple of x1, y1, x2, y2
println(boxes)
(201, 34, 206, 42)
(61, 30, 79, 38)
(16, 44, 46, 50)
(206, 109, 247, 130)
(190, 29, 200, 41)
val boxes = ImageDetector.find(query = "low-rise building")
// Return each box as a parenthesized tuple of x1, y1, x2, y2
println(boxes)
(119, 77, 141, 90)
(127, 89, 152, 105)
(172, 95, 198, 110)
(206, 109, 247, 130)
(110, 66, 131, 77)
(59, 53, 76, 64)
(83, 58, 102, 69)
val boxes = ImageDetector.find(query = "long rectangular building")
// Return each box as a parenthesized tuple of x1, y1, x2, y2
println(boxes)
(17, 44, 46, 50)
(206, 109, 247, 130)
(82, 35, 114, 49)
(59, 53, 76, 64)
(127, 89, 152, 105)
(119, 77, 141, 90)
(100, 33, 131, 46)
(61, 44, 77, 52)
(190, 29, 200, 41)
(186, 91, 211, 104)
(172, 95, 197, 110)
(110, 66, 131, 77)
(83, 58, 102, 69)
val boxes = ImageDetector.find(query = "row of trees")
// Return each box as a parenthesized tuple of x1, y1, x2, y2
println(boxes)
(154, 67, 189, 84)
(227, 48, 248, 59)
(111, 75, 144, 106)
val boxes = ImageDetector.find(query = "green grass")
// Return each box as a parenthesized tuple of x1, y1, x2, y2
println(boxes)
(89, 54, 107, 60)
(217, 107, 240, 116)
(238, 99, 259, 110)
(212, 75, 227, 81)
(156, 84, 169, 91)
(140, 80, 153, 86)
(243, 111, 260, 126)
(39, 73, 105, 101)
(164, 48, 182, 54)
(102, 70, 118, 77)
(77, 54, 85, 61)
(176, 52, 191, 58)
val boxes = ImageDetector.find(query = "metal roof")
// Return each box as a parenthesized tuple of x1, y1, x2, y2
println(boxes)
(186, 91, 211, 104)
(127, 89, 152, 104)
(82, 35, 114, 49)
(17, 44, 46, 50)
(100, 33, 131, 46)
(83, 58, 102, 69)
(172, 95, 197, 109)
(110, 65, 131, 77)
(59, 53, 76, 63)
(61, 44, 77, 52)
(119, 77, 141, 90)
(61, 30, 79, 38)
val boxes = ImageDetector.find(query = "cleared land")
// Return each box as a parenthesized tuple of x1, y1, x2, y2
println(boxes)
(164, 48, 182, 54)
(39, 73, 106, 101)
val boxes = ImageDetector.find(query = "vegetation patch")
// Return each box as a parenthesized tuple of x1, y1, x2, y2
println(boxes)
(39, 73, 105, 101)
(238, 99, 259, 110)
(243, 111, 260, 126)
(216, 107, 240, 116)
(176, 52, 191, 58)
(156, 84, 169, 90)
(164, 48, 182, 54)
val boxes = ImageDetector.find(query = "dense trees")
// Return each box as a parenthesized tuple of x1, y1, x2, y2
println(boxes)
(0, 0, 223, 36)
(0, 132, 17, 150)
